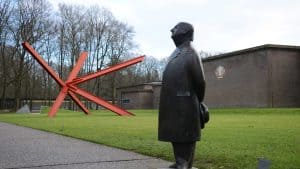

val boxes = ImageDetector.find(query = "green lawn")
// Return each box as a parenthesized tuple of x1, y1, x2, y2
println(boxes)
(0, 108, 299, 169)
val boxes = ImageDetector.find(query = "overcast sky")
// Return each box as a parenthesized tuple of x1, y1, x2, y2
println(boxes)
(51, 0, 300, 59)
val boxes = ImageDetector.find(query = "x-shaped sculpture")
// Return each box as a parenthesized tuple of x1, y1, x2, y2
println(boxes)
(22, 42, 145, 117)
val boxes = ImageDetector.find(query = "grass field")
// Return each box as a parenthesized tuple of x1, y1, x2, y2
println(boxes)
(0, 108, 299, 169)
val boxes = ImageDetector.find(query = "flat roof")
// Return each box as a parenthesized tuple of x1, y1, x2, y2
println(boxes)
(203, 44, 300, 62)
(117, 82, 162, 90)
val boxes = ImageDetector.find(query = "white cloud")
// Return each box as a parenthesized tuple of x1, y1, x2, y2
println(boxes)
(50, 0, 300, 59)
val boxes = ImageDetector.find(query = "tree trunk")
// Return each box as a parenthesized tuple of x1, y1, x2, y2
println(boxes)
(111, 72, 117, 105)
(1, 80, 6, 109)
(47, 74, 51, 106)
(1, 60, 7, 109)
(14, 82, 21, 111)
(14, 51, 25, 111)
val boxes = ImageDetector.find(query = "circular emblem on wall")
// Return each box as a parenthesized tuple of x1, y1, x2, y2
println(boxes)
(215, 65, 225, 79)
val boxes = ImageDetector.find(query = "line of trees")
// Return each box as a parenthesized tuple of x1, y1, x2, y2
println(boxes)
(0, 0, 163, 111)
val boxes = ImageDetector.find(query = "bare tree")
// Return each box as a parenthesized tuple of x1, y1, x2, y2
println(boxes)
(199, 50, 222, 58)
(140, 56, 161, 82)
(83, 6, 114, 109)
(106, 20, 135, 104)
(0, 0, 12, 109)
(40, 30, 57, 106)
(9, 0, 53, 110)
(0, 1, 145, 111)
(58, 4, 86, 70)
(57, 4, 87, 109)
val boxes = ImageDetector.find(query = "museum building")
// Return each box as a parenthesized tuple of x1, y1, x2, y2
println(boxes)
(117, 44, 300, 109)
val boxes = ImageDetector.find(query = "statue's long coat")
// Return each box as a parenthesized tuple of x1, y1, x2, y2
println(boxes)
(158, 41, 205, 142)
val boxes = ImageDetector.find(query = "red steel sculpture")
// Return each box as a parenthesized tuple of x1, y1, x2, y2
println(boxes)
(22, 42, 145, 117)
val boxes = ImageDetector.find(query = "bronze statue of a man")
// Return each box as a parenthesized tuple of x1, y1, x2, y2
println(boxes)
(158, 22, 206, 169)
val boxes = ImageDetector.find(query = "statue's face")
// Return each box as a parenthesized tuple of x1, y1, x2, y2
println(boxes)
(170, 22, 194, 46)
(171, 23, 188, 39)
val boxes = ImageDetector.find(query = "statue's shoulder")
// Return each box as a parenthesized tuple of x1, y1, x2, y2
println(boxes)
(180, 45, 192, 54)
(182, 46, 198, 58)
(178, 43, 199, 62)
(183, 46, 201, 66)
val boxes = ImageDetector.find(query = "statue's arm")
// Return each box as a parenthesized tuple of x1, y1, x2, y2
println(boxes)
(188, 52, 206, 102)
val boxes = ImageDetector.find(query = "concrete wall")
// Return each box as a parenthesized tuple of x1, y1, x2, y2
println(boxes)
(203, 45, 300, 108)
(117, 83, 160, 109)
(152, 85, 161, 109)
(120, 91, 153, 109)
(203, 50, 270, 107)
(269, 49, 300, 107)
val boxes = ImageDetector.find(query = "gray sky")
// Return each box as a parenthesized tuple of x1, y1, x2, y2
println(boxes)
(51, 0, 300, 59)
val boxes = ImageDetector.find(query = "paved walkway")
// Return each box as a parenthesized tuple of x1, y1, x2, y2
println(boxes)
(0, 122, 172, 169)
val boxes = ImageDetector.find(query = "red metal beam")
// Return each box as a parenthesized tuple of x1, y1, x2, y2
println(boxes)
(69, 56, 145, 85)
(48, 52, 89, 117)
(22, 42, 90, 117)
(66, 52, 88, 82)
(23, 41, 143, 117)
(69, 91, 89, 115)
(68, 84, 134, 116)
(48, 87, 68, 117)
(22, 42, 64, 87)
(64, 52, 90, 115)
